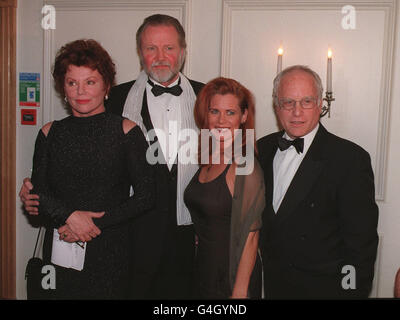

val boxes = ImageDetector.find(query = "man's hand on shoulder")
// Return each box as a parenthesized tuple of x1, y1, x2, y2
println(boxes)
(19, 177, 39, 215)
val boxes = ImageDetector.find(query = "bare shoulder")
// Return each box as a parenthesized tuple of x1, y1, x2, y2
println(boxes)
(122, 118, 137, 134)
(41, 121, 54, 137)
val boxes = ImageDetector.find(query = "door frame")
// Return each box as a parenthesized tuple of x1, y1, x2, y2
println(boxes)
(0, 0, 17, 299)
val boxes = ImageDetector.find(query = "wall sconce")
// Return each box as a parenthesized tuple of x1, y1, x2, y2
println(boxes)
(321, 48, 335, 117)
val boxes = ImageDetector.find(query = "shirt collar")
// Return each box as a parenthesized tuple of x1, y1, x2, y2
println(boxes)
(148, 76, 180, 88)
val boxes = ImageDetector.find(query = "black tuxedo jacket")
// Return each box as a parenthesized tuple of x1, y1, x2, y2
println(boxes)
(105, 78, 203, 224)
(105, 78, 203, 221)
(104, 78, 204, 298)
(257, 124, 378, 299)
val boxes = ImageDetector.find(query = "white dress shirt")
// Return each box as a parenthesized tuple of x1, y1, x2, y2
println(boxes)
(272, 124, 319, 213)
(122, 71, 198, 225)
(146, 77, 181, 170)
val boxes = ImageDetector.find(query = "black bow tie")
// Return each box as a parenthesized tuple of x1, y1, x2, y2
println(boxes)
(277, 136, 304, 154)
(148, 78, 183, 97)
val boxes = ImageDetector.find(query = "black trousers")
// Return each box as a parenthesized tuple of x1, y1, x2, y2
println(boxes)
(128, 206, 195, 300)
(151, 224, 195, 299)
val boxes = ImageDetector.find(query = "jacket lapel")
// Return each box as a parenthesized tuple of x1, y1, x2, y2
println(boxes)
(265, 145, 276, 214)
(274, 124, 327, 223)
(257, 132, 280, 222)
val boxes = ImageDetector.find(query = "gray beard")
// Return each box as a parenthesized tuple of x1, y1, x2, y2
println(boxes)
(148, 68, 178, 84)
(141, 51, 185, 85)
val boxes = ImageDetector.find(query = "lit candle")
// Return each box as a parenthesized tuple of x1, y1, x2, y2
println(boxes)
(277, 47, 283, 74)
(327, 48, 332, 92)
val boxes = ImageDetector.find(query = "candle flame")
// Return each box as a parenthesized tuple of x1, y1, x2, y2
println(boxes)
(328, 49, 333, 58)
(278, 47, 283, 55)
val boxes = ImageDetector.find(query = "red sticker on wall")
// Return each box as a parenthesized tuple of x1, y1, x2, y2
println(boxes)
(21, 109, 37, 125)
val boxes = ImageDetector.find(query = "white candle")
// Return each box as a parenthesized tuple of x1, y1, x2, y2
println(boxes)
(327, 49, 332, 92)
(277, 47, 283, 74)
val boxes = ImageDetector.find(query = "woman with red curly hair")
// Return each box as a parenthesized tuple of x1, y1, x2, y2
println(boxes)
(28, 39, 154, 299)
(184, 77, 265, 299)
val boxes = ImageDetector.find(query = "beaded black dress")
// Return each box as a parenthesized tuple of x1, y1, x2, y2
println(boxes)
(31, 112, 154, 299)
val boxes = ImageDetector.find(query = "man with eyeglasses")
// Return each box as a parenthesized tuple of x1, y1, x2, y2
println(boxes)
(257, 65, 378, 299)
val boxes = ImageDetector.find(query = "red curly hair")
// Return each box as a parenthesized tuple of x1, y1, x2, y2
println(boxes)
(52, 39, 116, 98)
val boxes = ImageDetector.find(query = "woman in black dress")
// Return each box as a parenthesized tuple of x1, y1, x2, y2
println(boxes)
(29, 39, 154, 299)
(184, 77, 265, 299)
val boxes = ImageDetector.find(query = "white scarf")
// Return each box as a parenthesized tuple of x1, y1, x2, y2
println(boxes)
(122, 71, 198, 225)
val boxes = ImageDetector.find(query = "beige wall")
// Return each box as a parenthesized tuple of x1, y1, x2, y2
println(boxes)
(16, 0, 45, 300)
(16, 0, 400, 298)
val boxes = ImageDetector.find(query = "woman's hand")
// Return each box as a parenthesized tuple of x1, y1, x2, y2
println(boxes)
(58, 225, 80, 243)
(230, 292, 248, 299)
(66, 210, 105, 242)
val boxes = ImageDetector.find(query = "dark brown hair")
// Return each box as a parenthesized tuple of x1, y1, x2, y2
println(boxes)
(52, 39, 116, 98)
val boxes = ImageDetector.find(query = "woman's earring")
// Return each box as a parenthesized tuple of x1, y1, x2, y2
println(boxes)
(64, 96, 68, 103)
(105, 94, 109, 100)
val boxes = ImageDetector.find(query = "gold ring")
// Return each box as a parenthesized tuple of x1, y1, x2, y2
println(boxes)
(62, 233, 67, 238)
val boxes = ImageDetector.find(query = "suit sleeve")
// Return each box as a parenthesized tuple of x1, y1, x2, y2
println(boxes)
(94, 127, 155, 229)
(31, 130, 75, 228)
(337, 148, 379, 298)
(105, 81, 134, 116)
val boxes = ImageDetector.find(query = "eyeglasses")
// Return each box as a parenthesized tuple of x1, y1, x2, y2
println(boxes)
(278, 97, 318, 111)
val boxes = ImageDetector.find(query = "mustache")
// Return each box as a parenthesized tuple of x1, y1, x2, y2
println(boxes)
(151, 61, 171, 68)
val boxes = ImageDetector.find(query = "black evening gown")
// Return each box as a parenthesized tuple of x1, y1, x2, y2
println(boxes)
(31, 112, 154, 299)
(184, 164, 232, 299)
